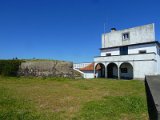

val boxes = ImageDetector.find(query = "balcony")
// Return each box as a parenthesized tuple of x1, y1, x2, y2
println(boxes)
(94, 52, 156, 62)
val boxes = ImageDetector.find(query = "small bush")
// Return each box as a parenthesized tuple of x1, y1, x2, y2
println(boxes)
(0, 60, 23, 76)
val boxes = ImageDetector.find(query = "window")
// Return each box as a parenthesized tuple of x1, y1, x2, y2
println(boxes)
(122, 33, 130, 40)
(139, 50, 146, 54)
(121, 68, 128, 73)
(106, 53, 111, 56)
(120, 46, 128, 55)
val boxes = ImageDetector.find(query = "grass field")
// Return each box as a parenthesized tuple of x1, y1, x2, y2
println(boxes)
(0, 76, 148, 120)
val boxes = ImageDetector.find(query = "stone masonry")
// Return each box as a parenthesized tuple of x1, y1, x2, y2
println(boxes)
(18, 60, 73, 78)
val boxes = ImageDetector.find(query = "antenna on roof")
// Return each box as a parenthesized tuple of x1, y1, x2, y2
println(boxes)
(104, 23, 106, 34)
(104, 18, 108, 33)
(103, 19, 108, 48)
(103, 23, 106, 48)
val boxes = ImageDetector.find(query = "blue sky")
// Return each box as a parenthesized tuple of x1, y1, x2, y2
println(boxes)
(0, 0, 160, 63)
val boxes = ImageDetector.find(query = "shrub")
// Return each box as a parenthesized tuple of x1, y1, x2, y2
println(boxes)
(0, 60, 24, 76)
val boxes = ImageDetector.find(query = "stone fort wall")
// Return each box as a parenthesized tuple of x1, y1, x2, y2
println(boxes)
(18, 60, 73, 78)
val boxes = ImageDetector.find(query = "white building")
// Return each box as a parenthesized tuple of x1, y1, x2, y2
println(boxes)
(73, 62, 92, 69)
(73, 62, 95, 79)
(94, 23, 160, 79)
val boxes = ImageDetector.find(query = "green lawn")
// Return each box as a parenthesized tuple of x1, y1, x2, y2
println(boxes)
(0, 76, 148, 120)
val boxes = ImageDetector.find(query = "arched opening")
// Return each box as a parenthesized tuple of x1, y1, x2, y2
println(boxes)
(95, 63, 105, 78)
(107, 63, 118, 78)
(119, 62, 133, 79)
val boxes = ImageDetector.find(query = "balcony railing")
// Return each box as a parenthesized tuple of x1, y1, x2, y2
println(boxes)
(94, 52, 156, 62)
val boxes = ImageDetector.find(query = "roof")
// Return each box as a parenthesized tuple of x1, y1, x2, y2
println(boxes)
(100, 41, 160, 50)
(80, 63, 101, 71)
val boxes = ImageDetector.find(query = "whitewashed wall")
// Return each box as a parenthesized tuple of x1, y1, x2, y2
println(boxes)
(73, 63, 91, 69)
(101, 43, 157, 57)
(133, 61, 157, 79)
(83, 71, 94, 79)
(128, 43, 157, 54)
(156, 45, 160, 75)
(101, 48, 119, 56)
(102, 24, 155, 48)
(94, 53, 156, 62)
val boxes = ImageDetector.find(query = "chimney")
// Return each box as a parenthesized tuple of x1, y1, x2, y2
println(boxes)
(111, 28, 116, 32)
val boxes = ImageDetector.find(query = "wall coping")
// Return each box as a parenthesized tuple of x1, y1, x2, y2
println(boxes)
(145, 75, 160, 114)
